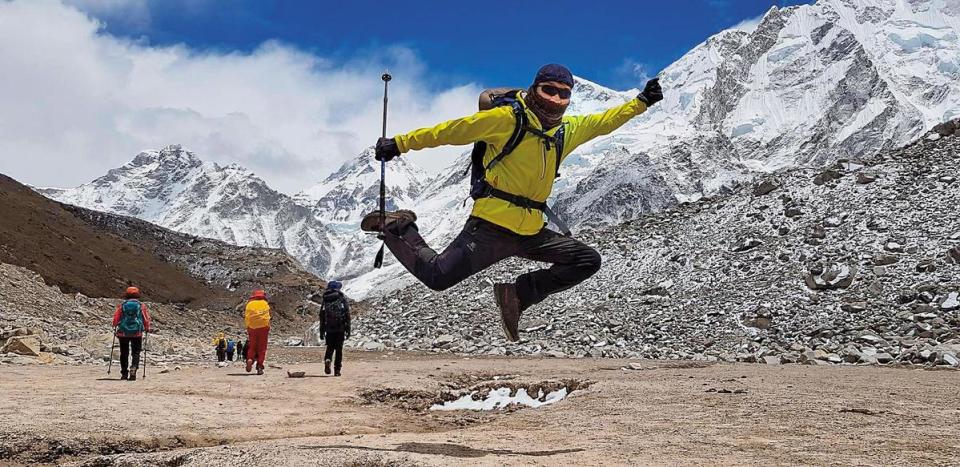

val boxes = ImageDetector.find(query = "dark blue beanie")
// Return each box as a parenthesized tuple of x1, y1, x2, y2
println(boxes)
(533, 64, 574, 87)
(327, 281, 342, 290)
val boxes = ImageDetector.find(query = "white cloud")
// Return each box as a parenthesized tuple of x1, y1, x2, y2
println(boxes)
(0, 0, 481, 192)
(731, 14, 764, 33)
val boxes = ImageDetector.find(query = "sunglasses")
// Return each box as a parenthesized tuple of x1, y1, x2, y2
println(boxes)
(538, 84, 572, 99)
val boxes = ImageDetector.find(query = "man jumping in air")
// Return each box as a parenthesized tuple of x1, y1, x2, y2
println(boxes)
(361, 64, 663, 342)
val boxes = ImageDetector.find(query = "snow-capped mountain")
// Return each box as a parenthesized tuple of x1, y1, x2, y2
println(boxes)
(552, 0, 960, 226)
(291, 148, 430, 279)
(42, 145, 333, 274)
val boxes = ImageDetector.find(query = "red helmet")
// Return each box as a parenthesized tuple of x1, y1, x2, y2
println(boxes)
(125, 286, 140, 298)
(250, 289, 267, 300)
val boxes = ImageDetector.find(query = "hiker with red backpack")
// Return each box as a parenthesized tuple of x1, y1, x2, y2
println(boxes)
(362, 64, 663, 342)
(112, 286, 151, 381)
(318, 281, 351, 376)
(244, 290, 271, 375)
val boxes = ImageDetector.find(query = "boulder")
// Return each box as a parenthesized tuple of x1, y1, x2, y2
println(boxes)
(948, 247, 960, 264)
(752, 180, 779, 196)
(813, 169, 843, 186)
(856, 173, 877, 184)
(872, 254, 899, 266)
(804, 263, 857, 290)
(2, 335, 41, 356)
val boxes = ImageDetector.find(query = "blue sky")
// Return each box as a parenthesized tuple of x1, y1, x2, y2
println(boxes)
(94, 0, 814, 90)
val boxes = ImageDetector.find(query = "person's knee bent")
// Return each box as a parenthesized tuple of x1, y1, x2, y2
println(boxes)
(579, 247, 602, 279)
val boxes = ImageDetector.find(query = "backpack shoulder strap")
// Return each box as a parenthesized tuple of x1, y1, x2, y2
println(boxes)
(554, 124, 566, 178)
(485, 97, 528, 171)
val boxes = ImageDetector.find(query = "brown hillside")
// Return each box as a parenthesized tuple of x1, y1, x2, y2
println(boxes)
(0, 173, 230, 305)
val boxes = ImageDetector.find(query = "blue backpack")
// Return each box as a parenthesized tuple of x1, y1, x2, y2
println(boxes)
(118, 300, 144, 336)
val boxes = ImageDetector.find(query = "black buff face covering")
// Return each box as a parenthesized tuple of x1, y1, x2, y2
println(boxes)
(526, 86, 568, 130)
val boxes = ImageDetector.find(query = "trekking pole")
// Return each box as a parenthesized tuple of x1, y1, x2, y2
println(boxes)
(373, 71, 392, 268)
(107, 326, 117, 375)
(142, 332, 148, 380)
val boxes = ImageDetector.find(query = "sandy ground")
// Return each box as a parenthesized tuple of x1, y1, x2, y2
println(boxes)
(1, 349, 959, 466)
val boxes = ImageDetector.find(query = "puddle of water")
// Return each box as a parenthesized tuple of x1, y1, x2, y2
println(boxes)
(430, 387, 568, 411)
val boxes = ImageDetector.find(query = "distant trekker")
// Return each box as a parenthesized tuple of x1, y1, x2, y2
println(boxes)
(112, 286, 151, 381)
(362, 64, 663, 342)
(244, 290, 272, 375)
(226, 337, 236, 361)
(319, 281, 351, 377)
(214, 332, 227, 363)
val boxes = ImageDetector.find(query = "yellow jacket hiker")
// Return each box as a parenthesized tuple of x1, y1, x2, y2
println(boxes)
(244, 295, 271, 329)
(244, 289, 271, 375)
(396, 93, 648, 235)
(361, 64, 664, 343)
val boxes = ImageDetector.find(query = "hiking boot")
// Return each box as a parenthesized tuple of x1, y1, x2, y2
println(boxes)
(324, 359, 332, 375)
(128, 368, 138, 381)
(245, 359, 253, 373)
(334, 370, 341, 377)
(256, 368, 264, 376)
(494, 283, 521, 342)
(360, 209, 417, 233)
(120, 371, 128, 381)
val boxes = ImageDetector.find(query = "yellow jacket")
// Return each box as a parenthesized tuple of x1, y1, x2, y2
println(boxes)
(395, 94, 647, 235)
(244, 299, 271, 329)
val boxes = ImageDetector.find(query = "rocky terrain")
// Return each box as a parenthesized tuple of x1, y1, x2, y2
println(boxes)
(354, 120, 960, 368)
(0, 262, 235, 366)
(61, 204, 325, 313)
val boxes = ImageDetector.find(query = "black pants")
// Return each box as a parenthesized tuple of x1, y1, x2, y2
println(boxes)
(216, 349, 225, 362)
(118, 336, 142, 374)
(227, 351, 234, 361)
(324, 332, 345, 371)
(384, 217, 601, 310)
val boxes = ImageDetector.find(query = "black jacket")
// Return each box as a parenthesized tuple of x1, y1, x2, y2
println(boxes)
(319, 289, 351, 335)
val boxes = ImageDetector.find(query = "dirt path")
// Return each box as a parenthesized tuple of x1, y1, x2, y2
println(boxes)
(1, 350, 959, 466)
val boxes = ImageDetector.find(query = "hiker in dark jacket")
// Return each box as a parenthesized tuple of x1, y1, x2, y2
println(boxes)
(363, 64, 663, 342)
(111, 286, 151, 381)
(236, 338, 245, 363)
(226, 338, 236, 361)
(319, 281, 351, 376)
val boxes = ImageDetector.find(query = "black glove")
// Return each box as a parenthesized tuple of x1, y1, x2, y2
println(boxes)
(637, 78, 663, 107)
(375, 137, 400, 161)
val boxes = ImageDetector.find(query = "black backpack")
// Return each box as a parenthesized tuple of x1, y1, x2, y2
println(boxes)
(322, 297, 349, 332)
(466, 88, 571, 236)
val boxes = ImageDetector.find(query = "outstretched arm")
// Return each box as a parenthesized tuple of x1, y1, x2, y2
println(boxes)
(563, 78, 663, 157)
(394, 106, 515, 153)
(563, 98, 647, 156)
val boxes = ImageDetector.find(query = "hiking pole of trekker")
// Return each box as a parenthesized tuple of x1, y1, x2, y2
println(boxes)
(373, 71, 392, 268)
(142, 331, 147, 380)
(107, 326, 118, 375)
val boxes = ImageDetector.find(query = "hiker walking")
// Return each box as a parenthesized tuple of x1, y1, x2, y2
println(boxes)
(111, 286, 151, 381)
(244, 290, 271, 375)
(226, 338, 236, 361)
(362, 64, 663, 341)
(318, 281, 351, 377)
(213, 332, 227, 363)
(237, 338, 246, 363)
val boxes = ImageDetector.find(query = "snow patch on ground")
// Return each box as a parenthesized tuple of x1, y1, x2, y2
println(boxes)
(430, 387, 569, 411)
